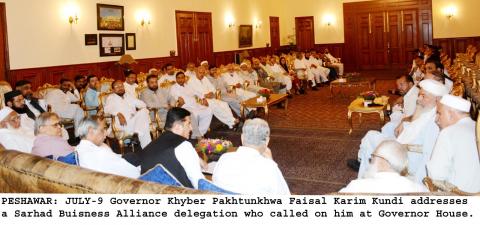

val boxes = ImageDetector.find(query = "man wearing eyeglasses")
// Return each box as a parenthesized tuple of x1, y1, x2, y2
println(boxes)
(340, 140, 427, 193)
(0, 107, 34, 153)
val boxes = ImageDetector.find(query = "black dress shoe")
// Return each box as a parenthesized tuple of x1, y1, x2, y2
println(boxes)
(347, 159, 360, 172)
(312, 86, 319, 91)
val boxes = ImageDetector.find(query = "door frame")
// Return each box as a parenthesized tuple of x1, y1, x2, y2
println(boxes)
(0, 3, 9, 81)
(295, 16, 315, 52)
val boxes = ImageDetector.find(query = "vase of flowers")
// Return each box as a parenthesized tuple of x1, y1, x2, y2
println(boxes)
(360, 91, 378, 107)
(195, 138, 233, 162)
(258, 88, 271, 100)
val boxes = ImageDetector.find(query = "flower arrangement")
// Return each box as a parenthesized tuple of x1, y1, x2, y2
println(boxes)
(196, 138, 233, 155)
(360, 91, 378, 101)
(258, 88, 272, 99)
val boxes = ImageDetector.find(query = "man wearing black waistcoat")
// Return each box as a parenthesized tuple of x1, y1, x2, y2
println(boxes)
(139, 107, 205, 188)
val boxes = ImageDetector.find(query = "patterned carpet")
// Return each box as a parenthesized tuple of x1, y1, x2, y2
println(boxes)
(208, 70, 404, 194)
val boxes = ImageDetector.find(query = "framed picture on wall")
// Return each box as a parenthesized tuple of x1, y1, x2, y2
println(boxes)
(239, 25, 253, 48)
(125, 33, 136, 50)
(99, 34, 124, 57)
(84, 34, 98, 45)
(97, 4, 124, 31)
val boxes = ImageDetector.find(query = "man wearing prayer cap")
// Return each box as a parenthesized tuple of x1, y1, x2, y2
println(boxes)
(357, 79, 448, 182)
(427, 95, 480, 193)
(0, 107, 34, 153)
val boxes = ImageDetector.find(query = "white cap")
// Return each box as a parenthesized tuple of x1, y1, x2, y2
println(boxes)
(440, 94, 471, 113)
(419, 79, 448, 97)
(200, 61, 208, 65)
(0, 107, 13, 122)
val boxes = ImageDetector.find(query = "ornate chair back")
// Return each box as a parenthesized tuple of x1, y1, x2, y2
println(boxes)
(0, 81, 12, 109)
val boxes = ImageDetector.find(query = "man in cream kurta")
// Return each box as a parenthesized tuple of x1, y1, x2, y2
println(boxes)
(104, 81, 152, 148)
(207, 67, 242, 117)
(123, 71, 138, 98)
(169, 72, 213, 138)
(221, 64, 257, 101)
(427, 95, 480, 193)
(238, 63, 263, 93)
(293, 52, 317, 89)
(187, 67, 237, 129)
(266, 57, 293, 93)
(323, 48, 344, 76)
(357, 79, 447, 181)
(45, 84, 84, 136)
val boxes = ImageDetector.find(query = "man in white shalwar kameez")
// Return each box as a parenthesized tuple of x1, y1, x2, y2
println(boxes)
(207, 67, 242, 117)
(427, 95, 480, 193)
(158, 63, 177, 84)
(238, 63, 263, 93)
(0, 107, 34, 153)
(323, 48, 344, 76)
(45, 79, 85, 136)
(221, 64, 257, 101)
(381, 75, 419, 137)
(104, 80, 152, 148)
(188, 67, 238, 129)
(123, 71, 139, 98)
(169, 72, 213, 138)
(266, 57, 293, 93)
(294, 52, 317, 90)
(357, 79, 448, 181)
(305, 52, 330, 83)
(76, 117, 140, 178)
(185, 62, 197, 78)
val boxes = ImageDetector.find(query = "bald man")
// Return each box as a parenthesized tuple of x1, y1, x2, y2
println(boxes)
(341, 140, 427, 193)
(427, 95, 480, 193)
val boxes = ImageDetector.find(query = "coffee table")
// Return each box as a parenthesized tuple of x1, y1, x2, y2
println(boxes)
(240, 94, 288, 119)
(347, 97, 390, 134)
(330, 78, 376, 98)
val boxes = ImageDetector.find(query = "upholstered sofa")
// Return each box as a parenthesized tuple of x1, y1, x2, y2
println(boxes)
(0, 147, 207, 194)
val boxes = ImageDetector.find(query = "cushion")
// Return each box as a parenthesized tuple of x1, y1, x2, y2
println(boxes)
(139, 164, 183, 187)
(57, 152, 78, 165)
(198, 179, 237, 194)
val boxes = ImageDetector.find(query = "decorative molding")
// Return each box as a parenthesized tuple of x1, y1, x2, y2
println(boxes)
(8, 56, 179, 89)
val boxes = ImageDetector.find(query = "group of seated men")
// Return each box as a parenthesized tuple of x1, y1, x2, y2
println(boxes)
(344, 45, 480, 194)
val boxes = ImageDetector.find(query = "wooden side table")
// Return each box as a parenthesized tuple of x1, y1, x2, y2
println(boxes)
(240, 94, 288, 120)
(347, 97, 390, 134)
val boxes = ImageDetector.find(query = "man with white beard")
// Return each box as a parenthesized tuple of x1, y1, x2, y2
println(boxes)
(104, 80, 152, 148)
(0, 107, 34, 153)
(221, 64, 257, 101)
(356, 79, 448, 182)
(340, 140, 427, 193)
(170, 72, 213, 138)
(188, 66, 239, 129)
(238, 62, 263, 93)
(427, 95, 480, 193)
(44, 78, 85, 136)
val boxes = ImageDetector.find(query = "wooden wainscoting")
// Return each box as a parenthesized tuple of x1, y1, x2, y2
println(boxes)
(8, 56, 179, 89)
(433, 36, 480, 60)
(212, 47, 271, 66)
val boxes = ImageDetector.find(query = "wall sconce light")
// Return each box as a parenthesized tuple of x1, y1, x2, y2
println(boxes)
(136, 10, 151, 27)
(444, 5, 457, 20)
(255, 20, 262, 29)
(323, 14, 335, 27)
(69, 14, 78, 24)
(64, 4, 79, 25)
(226, 13, 235, 28)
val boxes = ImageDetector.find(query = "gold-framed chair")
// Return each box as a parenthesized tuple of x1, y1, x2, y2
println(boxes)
(422, 177, 480, 196)
(0, 81, 12, 109)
